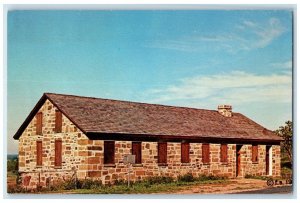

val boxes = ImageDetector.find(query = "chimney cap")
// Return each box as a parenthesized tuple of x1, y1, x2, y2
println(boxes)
(218, 104, 232, 109)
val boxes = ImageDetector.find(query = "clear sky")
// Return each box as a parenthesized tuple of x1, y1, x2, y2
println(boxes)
(7, 10, 293, 154)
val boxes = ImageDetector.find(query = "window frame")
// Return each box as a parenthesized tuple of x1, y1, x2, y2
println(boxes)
(36, 140, 43, 167)
(220, 144, 228, 163)
(181, 142, 190, 163)
(55, 110, 62, 133)
(54, 139, 62, 167)
(252, 144, 259, 163)
(202, 143, 210, 164)
(36, 112, 42, 135)
(104, 141, 115, 165)
(132, 142, 142, 164)
(158, 142, 167, 165)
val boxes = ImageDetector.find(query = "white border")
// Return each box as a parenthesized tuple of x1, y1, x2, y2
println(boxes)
(1, 1, 298, 202)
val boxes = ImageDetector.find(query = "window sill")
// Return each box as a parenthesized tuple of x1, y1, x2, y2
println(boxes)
(158, 163, 168, 167)
(104, 164, 116, 168)
(54, 166, 62, 169)
(181, 163, 190, 166)
(252, 161, 259, 164)
(202, 162, 210, 165)
(36, 165, 42, 168)
(221, 162, 228, 165)
(132, 164, 143, 167)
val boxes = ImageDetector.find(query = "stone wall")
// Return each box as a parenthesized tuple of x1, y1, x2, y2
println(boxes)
(85, 141, 281, 184)
(18, 99, 89, 189)
(272, 145, 281, 177)
(238, 144, 266, 177)
(17, 99, 281, 188)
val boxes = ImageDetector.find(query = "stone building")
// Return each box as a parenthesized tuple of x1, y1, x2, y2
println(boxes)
(13, 93, 282, 188)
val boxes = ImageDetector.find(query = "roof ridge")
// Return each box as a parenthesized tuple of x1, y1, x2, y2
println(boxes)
(44, 92, 222, 113)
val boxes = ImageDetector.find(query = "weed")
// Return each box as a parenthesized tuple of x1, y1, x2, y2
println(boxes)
(178, 173, 194, 182)
(244, 174, 268, 180)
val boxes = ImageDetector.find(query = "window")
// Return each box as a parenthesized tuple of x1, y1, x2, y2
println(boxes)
(55, 139, 62, 167)
(55, 110, 62, 133)
(36, 112, 42, 135)
(104, 141, 115, 164)
(36, 141, 42, 166)
(202, 143, 210, 163)
(252, 144, 258, 162)
(158, 142, 167, 164)
(181, 143, 190, 163)
(132, 142, 142, 164)
(220, 144, 228, 163)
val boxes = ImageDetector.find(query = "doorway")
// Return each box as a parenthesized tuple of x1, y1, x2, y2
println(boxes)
(236, 145, 242, 177)
(266, 145, 272, 175)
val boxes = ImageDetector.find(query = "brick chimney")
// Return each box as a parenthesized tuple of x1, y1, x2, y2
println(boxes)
(218, 105, 232, 117)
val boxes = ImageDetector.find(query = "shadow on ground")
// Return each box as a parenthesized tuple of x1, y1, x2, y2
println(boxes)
(233, 185, 292, 194)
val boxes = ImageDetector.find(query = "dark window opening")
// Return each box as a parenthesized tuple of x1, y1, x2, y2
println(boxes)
(181, 142, 190, 163)
(132, 142, 142, 164)
(252, 144, 258, 162)
(104, 141, 115, 164)
(158, 142, 167, 164)
(36, 112, 42, 135)
(220, 144, 228, 162)
(202, 143, 210, 163)
(55, 139, 62, 167)
(55, 110, 62, 133)
(36, 141, 42, 166)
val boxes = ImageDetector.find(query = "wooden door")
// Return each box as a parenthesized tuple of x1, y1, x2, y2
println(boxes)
(236, 145, 242, 177)
(266, 146, 270, 175)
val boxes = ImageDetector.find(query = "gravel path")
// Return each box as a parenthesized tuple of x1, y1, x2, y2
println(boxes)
(233, 185, 292, 194)
(169, 179, 292, 194)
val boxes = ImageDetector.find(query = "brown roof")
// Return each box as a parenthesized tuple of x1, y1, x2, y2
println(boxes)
(13, 93, 282, 143)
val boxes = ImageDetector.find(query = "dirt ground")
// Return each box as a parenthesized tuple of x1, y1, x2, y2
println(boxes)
(7, 172, 17, 188)
(7, 172, 291, 194)
(166, 179, 291, 194)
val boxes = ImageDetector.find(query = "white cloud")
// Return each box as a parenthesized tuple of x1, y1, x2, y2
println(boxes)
(148, 17, 286, 53)
(146, 71, 292, 106)
(251, 18, 286, 49)
(243, 20, 257, 27)
(272, 60, 292, 69)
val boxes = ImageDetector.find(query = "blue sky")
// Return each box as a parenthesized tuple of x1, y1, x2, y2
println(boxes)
(7, 10, 292, 153)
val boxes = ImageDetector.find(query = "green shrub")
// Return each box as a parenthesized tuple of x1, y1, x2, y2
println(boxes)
(178, 173, 194, 182)
(197, 174, 227, 181)
(114, 179, 127, 185)
(244, 174, 268, 180)
(62, 179, 77, 190)
(80, 179, 102, 189)
(7, 159, 18, 174)
(146, 176, 174, 185)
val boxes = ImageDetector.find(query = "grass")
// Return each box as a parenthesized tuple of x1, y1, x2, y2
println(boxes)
(8, 174, 229, 194)
(244, 174, 269, 180)
(60, 179, 229, 194)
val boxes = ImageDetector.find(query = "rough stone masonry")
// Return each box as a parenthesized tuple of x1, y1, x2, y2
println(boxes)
(18, 99, 281, 189)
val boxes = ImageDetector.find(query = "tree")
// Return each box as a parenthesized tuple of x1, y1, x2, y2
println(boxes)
(275, 121, 293, 164)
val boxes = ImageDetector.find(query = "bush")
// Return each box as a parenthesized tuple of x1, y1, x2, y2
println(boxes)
(7, 159, 18, 174)
(146, 176, 174, 185)
(114, 179, 127, 185)
(244, 174, 268, 180)
(80, 179, 102, 189)
(178, 173, 194, 182)
(7, 185, 28, 193)
(197, 174, 227, 181)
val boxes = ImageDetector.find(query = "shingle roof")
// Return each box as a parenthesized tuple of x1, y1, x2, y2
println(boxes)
(13, 93, 282, 142)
